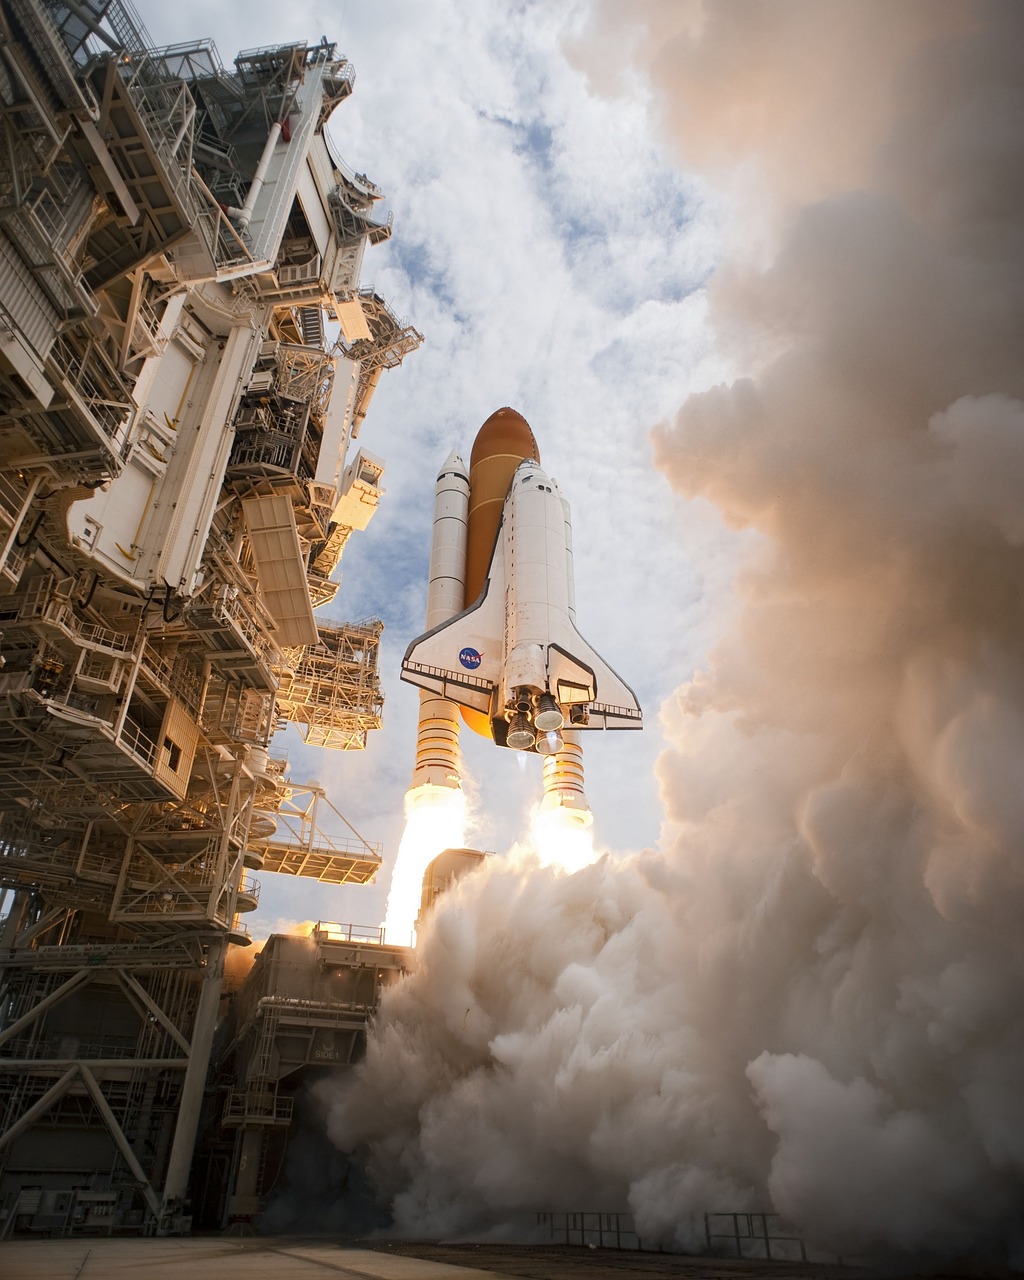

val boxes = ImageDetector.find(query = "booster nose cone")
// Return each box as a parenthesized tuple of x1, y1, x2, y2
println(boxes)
(437, 449, 468, 481)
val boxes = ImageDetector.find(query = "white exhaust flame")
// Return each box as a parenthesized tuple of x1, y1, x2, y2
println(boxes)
(530, 803, 597, 874)
(381, 784, 467, 946)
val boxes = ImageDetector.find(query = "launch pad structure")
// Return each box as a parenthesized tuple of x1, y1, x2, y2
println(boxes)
(0, 0, 421, 1237)
(200, 924, 410, 1228)
(198, 850, 482, 1231)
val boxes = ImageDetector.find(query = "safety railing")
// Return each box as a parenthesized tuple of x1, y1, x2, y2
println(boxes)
(0, 939, 202, 969)
(704, 1212, 808, 1261)
(310, 921, 385, 944)
(118, 715, 158, 768)
(536, 1211, 641, 1251)
(192, 582, 278, 668)
(71, 616, 137, 654)
(237, 875, 261, 904)
(222, 1089, 293, 1126)
(138, 644, 203, 713)
(0, 1034, 141, 1062)
(48, 332, 135, 455)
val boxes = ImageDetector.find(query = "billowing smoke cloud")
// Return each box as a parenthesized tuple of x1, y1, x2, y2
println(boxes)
(321, 2, 1024, 1263)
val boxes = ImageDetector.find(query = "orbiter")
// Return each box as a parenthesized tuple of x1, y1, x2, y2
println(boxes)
(401, 409, 641, 804)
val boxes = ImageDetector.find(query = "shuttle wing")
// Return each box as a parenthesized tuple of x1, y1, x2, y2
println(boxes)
(401, 554, 505, 717)
(547, 623, 643, 730)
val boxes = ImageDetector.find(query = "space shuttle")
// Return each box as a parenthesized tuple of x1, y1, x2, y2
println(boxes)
(401, 409, 641, 762)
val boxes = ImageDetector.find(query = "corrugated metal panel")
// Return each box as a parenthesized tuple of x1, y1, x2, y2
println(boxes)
(334, 297, 371, 342)
(0, 231, 59, 360)
(307, 135, 337, 211)
(153, 698, 199, 798)
(296, 157, 332, 257)
(242, 494, 318, 647)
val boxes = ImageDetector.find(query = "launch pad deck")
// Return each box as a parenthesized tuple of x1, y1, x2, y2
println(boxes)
(0, 1235, 892, 1280)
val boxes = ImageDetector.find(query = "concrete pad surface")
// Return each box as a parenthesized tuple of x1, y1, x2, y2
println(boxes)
(0, 1238, 504, 1280)
(0, 1236, 896, 1280)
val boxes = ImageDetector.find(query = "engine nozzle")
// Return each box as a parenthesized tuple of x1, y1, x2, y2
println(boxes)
(536, 728, 564, 755)
(506, 711, 536, 751)
(534, 692, 564, 732)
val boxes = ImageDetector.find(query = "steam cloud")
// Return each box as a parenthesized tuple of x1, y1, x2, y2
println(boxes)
(322, 2, 1024, 1262)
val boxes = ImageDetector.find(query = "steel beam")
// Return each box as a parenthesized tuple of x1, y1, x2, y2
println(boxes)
(0, 968, 92, 1047)
(79, 1065, 161, 1217)
(0, 1066, 77, 1151)
(116, 969, 193, 1055)
(0, 1058, 187, 1070)
(159, 938, 226, 1224)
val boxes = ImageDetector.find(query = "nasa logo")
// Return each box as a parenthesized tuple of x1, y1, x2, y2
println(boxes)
(459, 647, 482, 670)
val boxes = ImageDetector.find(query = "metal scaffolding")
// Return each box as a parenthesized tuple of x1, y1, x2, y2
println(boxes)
(202, 928, 409, 1226)
(0, 0, 420, 1239)
(275, 620, 383, 750)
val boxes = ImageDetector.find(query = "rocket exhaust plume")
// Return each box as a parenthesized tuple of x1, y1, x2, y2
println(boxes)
(529, 805, 596, 876)
(328, 5, 1024, 1263)
(382, 784, 466, 946)
(533, 729, 598, 873)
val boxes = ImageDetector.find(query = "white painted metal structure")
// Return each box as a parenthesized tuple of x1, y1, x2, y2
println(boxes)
(0, 0, 421, 1237)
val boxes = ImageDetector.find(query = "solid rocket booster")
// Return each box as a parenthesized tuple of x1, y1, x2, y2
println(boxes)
(402, 409, 641, 784)
(410, 450, 469, 790)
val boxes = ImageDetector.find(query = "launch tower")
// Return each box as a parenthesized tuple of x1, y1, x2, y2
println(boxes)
(0, 0, 420, 1235)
